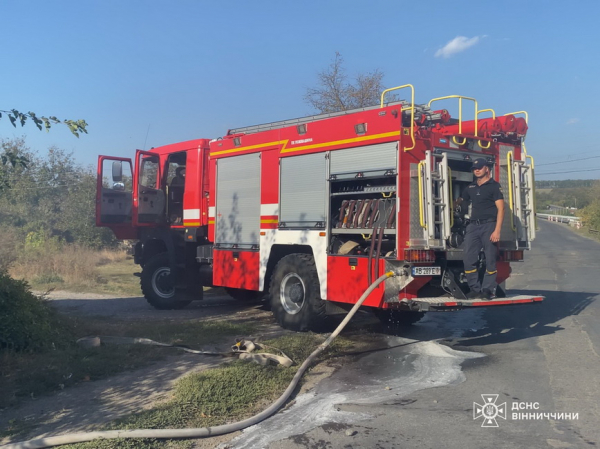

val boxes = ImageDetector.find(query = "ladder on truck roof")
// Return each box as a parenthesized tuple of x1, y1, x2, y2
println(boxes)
(228, 101, 444, 135)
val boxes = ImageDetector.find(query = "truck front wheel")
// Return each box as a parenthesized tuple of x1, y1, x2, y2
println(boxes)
(141, 253, 192, 310)
(269, 254, 327, 331)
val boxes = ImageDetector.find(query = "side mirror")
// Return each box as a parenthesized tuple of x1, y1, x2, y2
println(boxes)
(112, 161, 123, 183)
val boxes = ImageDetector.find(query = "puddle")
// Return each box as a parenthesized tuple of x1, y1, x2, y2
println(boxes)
(225, 334, 485, 449)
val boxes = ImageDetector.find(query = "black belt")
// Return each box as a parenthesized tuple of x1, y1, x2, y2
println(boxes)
(469, 218, 496, 225)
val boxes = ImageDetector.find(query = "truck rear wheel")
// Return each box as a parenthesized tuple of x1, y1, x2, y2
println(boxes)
(141, 253, 193, 310)
(375, 309, 425, 328)
(269, 254, 327, 331)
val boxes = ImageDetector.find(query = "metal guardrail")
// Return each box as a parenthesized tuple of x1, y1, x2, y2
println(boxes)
(537, 213, 581, 224)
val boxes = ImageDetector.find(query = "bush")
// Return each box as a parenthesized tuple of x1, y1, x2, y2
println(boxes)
(580, 182, 600, 231)
(0, 226, 20, 271)
(0, 271, 71, 351)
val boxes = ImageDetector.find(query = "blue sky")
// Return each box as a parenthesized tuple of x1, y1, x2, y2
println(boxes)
(1, 1, 599, 180)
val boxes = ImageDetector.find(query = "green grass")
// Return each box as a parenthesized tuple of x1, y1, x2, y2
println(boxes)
(92, 256, 142, 296)
(54, 333, 358, 449)
(0, 319, 257, 411)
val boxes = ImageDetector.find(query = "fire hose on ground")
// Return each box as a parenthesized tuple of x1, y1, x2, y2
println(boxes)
(3, 271, 396, 449)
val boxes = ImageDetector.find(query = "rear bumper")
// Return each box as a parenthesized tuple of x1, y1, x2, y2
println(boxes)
(400, 295, 544, 312)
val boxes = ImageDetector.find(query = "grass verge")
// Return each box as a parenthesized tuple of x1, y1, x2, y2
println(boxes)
(10, 246, 142, 296)
(574, 225, 600, 243)
(0, 319, 257, 412)
(11, 245, 228, 298)
(32, 333, 357, 449)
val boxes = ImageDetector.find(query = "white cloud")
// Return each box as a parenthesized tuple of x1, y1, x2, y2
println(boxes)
(435, 36, 481, 59)
(566, 118, 580, 125)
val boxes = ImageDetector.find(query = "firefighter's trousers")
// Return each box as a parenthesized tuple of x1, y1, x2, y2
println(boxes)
(463, 221, 498, 293)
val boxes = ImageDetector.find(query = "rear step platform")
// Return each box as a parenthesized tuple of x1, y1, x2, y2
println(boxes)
(400, 295, 544, 312)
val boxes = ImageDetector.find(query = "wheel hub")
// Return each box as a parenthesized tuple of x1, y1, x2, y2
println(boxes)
(152, 267, 175, 299)
(280, 273, 305, 315)
(288, 284, 303, 303)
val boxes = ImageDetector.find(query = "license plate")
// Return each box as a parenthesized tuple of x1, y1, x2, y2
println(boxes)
(412, 266, 441, 276)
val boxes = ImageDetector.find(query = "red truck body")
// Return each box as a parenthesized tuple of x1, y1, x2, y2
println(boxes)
(97, 86, 542, 330)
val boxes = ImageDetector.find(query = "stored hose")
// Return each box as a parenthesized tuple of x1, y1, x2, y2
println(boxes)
(3, 271, 396, 449)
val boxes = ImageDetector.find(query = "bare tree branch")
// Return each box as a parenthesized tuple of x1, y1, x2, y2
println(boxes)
(304, 53, 397, 113)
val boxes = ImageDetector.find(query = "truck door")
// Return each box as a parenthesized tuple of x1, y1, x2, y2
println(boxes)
(96, 156, 134, 229)
(134, 150, 166, 226)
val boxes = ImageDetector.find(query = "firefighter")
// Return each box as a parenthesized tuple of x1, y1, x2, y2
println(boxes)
(171, 166, 186, 186)
(455, 157, 505, 299)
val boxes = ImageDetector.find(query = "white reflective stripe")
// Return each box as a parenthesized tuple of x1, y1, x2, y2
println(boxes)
(259, 229, 327, 298)
(261, 203, 279, 216)
(208, 206, 216, 218)
(183, 209, 200, 220)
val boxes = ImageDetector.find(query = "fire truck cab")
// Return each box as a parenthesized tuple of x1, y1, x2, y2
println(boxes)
(97, 84, 543, 330)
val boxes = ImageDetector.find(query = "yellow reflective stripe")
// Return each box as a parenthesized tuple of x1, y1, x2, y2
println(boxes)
(260, 219, 278, 223)
(211, 140, 287, 156)
(486, 270, 497, 275)
(210, 130, 402, 156)
(281, 131, 401, 154)
(464, 269, 478, 274)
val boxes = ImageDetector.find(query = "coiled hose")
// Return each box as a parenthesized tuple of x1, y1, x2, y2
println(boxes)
(4, 271, 396, 449)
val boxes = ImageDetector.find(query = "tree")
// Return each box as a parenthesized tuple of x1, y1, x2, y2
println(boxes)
(304, 52, 397, 113)
(0, 138, 115, 249)
(1, 108, 88, 169)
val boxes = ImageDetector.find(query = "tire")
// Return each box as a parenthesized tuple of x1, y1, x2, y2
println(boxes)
(269, 254, 328, 331)
(375, 309, 425, 328)
(225, 287, 262, 302)
(140, 253, 193, 310)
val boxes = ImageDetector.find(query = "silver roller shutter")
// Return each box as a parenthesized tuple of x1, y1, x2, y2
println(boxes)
(215, 153, 261, 246)
(280, 152, 327, 227)
(330, 142, 397, 178)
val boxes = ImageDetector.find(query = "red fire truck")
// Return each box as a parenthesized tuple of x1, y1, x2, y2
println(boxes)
(96, 85, 542, 331)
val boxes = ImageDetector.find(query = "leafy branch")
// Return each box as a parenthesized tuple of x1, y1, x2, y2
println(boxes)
(0, 109, 88, 138)
(1, 109, 88, 170)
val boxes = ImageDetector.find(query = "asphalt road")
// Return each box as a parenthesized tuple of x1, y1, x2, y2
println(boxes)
(225, 220, 600, 449)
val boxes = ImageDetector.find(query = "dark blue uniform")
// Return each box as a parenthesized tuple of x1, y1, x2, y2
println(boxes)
(461, 178, 504, 294)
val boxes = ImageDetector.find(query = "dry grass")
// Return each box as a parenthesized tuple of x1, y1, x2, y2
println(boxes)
(9, 245, 140, 296)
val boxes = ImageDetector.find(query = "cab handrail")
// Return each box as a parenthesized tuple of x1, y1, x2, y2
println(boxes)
(417, 160, 426, 228)
(504, 110, 528, 123)
(474, 108, 495, 149)
(381, 84, 416, 151)
(527, 154, 537, 229)
(428, 95, 479, 146)
(507, 151, 516, 231)
(448, 167, 454, 228)
(477, 108, 496, 119)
